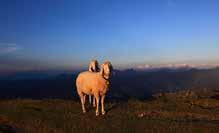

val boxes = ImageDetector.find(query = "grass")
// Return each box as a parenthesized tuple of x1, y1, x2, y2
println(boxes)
(0, 95, 218, 133)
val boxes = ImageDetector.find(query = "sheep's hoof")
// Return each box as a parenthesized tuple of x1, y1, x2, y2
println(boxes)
(102, 111, 106, 115)
(96, 112, 99, 116)
(83, 110, 86, 113)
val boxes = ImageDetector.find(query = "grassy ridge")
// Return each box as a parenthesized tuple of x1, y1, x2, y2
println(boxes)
(0, 95, 218, 133)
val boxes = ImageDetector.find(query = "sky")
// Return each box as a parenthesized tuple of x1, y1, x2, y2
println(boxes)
(0, 0, 219, 73)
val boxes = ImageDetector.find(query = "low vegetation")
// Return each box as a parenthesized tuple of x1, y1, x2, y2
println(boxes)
(0, 90, 218, 133)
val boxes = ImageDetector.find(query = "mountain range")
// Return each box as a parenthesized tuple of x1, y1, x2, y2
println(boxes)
(0, 67, 219, 100)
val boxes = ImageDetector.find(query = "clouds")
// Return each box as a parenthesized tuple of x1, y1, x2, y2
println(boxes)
(0, 43, 19, 54)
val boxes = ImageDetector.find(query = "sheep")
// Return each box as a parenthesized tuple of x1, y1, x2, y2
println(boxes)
(85, 59, 99, 107)
(76, 61, 113, 116)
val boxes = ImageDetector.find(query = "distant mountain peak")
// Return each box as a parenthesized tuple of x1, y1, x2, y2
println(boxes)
(135, 63, 219, 71)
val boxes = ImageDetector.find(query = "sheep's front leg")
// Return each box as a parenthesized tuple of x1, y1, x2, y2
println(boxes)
(80, 95, 86, 113)
(95, 95, 100, 116)
(101, 95, 106, 115)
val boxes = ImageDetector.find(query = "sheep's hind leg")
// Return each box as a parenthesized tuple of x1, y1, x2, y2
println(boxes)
(83, 95, 86, 105)
(89, 95, 92, 104)
(101, 95, 106, 115)
(93, 96, 96, 107)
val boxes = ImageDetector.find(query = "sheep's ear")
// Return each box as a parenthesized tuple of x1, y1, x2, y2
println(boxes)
(88, 64, 92, 72)
(95, 61, 99, 71)
(100, 64, 105, 76)
(110, 64, 113, 72)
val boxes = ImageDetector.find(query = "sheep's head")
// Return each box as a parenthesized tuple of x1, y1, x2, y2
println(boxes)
(100, 61, 113, 80)
(89, 59, 99, 72)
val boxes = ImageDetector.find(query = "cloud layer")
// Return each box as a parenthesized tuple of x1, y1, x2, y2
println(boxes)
(136, 63, 219, 70)
(0, 43, 18, 54)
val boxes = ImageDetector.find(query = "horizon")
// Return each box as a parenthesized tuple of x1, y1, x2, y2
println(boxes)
(1, 0, 219, 74)
(1, 63, 219, 77)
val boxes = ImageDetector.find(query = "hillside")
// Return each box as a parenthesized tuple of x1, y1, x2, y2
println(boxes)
(1, 68, 219, 100)
(0, 90, 218, 133)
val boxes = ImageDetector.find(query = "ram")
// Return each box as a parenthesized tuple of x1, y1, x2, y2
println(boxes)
(76, 61, 113, 116)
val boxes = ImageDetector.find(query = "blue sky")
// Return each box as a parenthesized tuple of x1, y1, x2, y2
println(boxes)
(0, 0, 219, 73)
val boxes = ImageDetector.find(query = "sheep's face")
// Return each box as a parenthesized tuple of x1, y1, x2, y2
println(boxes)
(101, 61, 113, 79)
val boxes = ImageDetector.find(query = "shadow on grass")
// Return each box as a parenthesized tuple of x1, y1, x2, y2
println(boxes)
(106, 103, 118, 113)
(211, 95, 219, 100)
(23, 106, 42, 112)
(83, 102, 118, 113)
(0, 124, 16, 133)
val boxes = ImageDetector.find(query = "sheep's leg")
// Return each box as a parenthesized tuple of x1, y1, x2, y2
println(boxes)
(83, 95, 86, 105)
(93, 96, 96, 107)
(89, 95, 92, 104)
(95, 95, 100, 116)
(80, 94, 86, 113)
(101, 95, 106, 115)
